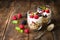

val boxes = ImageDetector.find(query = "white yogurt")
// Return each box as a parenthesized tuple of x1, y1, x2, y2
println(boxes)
(27, 12, 43, 30)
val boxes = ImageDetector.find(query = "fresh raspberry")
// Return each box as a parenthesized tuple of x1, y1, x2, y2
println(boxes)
(19, 24, 24, 29)
(30, 14, 34, 18)
(17, 13, 22, 19)
(42, 10, 45, 12)
(45, 10, 50, 13)
(24, 29, 29, 34)
(12, 16, 17, 20)
(34, 15, 39, 19)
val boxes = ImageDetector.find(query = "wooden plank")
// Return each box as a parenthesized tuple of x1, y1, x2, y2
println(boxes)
(0, 1, 14, 40)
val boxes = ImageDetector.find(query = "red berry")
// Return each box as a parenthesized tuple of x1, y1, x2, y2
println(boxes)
(12, 16, 17, 20)
(30, 15, 34, 18)
(45, 10, 50, 13)
(24, 29, 29, 34)
(17, 13, 22, 19)
(34, 15, 39, 19)
(42, 10, 45, 12)
(19, 24, 24, 29)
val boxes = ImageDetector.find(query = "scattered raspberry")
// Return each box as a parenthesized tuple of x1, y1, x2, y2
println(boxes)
(19, 24, 24, 29)
(17, 13, 22, 19)
(24, 29, 29, 34)
(12, 16, 17, 20)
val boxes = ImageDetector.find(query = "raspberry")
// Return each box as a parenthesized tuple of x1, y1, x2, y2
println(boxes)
(34, 15, 39, 19)
(45, 10, 50, 13)
(17, 13, 22, 19)
(30, 14, 34, 18)
(24, 29, 29, 34)
(19, 24, 24, 29)
(12, 16, 17, 20)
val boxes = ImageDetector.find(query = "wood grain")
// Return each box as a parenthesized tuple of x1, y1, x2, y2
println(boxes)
(0, 1, 14, 40)
(3, 1, 30, 40)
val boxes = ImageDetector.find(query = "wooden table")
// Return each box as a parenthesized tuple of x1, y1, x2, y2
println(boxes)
(0, 0, 60, 40)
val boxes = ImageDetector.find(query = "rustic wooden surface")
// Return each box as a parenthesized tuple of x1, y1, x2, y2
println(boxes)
(0, 1, 14, 40)
(0, 0, 60, 40)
